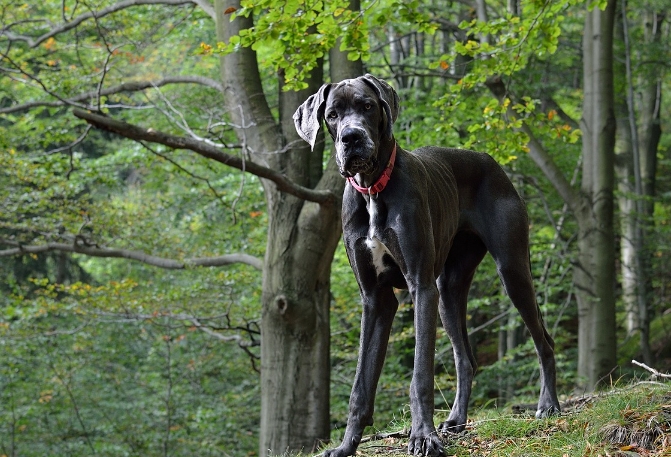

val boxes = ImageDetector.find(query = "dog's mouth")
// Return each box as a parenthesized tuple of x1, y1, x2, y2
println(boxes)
(340, 156, 376, 178)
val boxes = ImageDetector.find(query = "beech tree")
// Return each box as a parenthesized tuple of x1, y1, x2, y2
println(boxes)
(575, 0, 618, 389)
(614, 1, 665, 366)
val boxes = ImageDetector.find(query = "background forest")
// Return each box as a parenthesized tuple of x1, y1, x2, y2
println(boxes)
(1, 0, 670, 456)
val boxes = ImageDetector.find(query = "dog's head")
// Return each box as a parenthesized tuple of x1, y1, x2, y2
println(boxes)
(293, 74, 399, 178)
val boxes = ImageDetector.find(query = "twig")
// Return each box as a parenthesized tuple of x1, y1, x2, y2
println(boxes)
(632, 360, 671, 379)
(163, 335, 173, 457)
(46, 124, 92, 155)
(359, 429, 410, 444)
(49, 361, 96, 453)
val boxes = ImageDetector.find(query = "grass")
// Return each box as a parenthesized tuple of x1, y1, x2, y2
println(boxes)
(313, 381, 671, 457)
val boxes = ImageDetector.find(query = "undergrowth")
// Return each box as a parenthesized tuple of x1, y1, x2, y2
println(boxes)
(313, 381, 671, 457)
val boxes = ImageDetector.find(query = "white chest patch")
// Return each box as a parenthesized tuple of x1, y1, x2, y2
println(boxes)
(365, 196, 394, 276)
(366, 237, 391, 275)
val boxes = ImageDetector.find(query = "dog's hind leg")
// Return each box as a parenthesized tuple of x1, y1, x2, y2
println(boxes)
(437, 232, 488, 434)
(485, 207, 561, 419)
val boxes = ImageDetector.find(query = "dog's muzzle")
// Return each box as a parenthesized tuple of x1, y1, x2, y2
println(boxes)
(338, 126, 376, 177)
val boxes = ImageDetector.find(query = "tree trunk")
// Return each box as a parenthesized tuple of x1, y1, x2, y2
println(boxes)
(613, 2, 662, 365)
(614, 80, 639, 338)
(575, 0, 618, 391)
(215, 2, 346, 454)
(631, 8, 664, 365)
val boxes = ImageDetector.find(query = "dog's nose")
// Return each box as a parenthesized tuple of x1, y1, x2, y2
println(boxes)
(341, 127, 364, 147)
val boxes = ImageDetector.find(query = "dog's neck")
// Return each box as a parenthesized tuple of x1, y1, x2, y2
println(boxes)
(349, 137, 397, 195)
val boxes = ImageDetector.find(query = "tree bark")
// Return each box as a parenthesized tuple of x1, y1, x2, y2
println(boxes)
(630, 8, 664, 365)
(613, 56, 639, 338)
(214, 1, 361, 454)
(575, 0, 618, 391)
(613, 1, 658, 365)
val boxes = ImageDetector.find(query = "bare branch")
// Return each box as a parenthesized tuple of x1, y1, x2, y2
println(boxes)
(149, 82, 226, 147)
(95, 310, 260, 370)
(632, 360, 671, 379)
(72, 108, 338, 205)
(0, 240, 263, 271)
(0, 0, 198, 48)
(0, 76, 223, 115)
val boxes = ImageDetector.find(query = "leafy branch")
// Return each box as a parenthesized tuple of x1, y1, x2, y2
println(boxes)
(484, 75, 581, 214)
(0, 0, 199, 48)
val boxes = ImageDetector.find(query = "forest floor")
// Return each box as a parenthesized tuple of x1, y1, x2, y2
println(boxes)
(318, 379, 671, 457)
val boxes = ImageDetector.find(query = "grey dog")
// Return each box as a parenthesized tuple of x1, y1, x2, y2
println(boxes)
(293, 74, 560, 457)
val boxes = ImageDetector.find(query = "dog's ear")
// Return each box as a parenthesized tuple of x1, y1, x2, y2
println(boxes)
(361, 74, 399, 140)
(293, 83, 332, 151)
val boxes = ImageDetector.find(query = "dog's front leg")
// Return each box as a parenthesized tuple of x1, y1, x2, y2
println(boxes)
(407, 282, 444, 457)
(323, 286, 398, 457)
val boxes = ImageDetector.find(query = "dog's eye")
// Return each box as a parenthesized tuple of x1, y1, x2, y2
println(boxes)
(364, 103, 372, 110)
(327, 111, 337, 119)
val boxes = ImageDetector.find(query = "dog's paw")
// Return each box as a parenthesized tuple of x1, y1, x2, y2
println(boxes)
(535, 404, 561, 419)
(437, 418, 466, 435)
(407, 431, 444, 456)
(321, 446, 353, 457)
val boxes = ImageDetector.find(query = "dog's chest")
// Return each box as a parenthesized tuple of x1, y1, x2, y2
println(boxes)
(365, 197, 395, 276)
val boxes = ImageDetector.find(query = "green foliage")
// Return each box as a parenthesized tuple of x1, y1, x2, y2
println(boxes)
(211, 0, 438, 90)
(434, 0, 582, 162)
(0, 276, 261, 456)
(213, 0, 370, 90)
(1, 3, 266, 451)
(0, 138, 266, 454)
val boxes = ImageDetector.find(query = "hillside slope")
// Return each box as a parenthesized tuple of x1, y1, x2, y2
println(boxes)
(317, 381, 671, 457)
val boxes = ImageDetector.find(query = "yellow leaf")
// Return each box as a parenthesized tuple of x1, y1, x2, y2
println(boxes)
(548, 109, 557, 120)
(43, 37, 56, 50)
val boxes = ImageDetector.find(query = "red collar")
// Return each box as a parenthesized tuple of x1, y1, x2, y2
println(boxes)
(347, 144, 397, 195)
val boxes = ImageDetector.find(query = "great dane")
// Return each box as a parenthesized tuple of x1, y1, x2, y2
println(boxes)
(293, 74, 560, 457)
